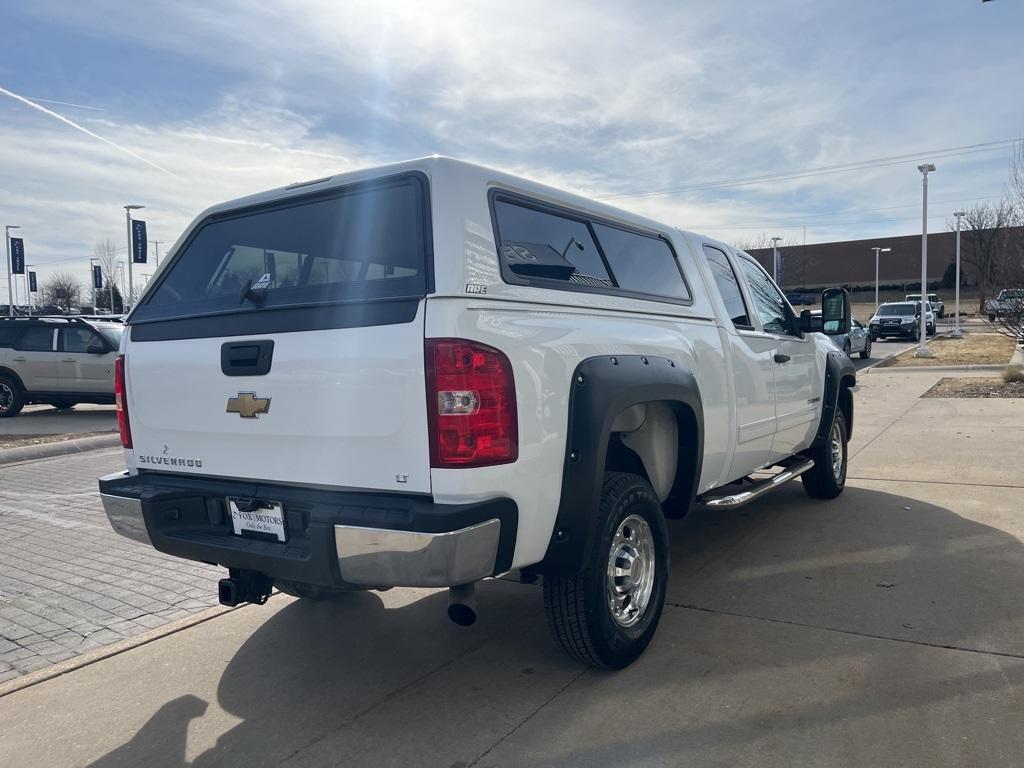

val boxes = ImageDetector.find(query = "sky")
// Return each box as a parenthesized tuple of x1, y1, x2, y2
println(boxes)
(0, 0, 1022, 302)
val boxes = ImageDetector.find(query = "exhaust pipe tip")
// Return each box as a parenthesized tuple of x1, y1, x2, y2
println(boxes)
(447, 583, 477, 626)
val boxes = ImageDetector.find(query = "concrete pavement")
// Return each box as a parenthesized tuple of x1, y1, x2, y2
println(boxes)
(1, 369, 1022, 767)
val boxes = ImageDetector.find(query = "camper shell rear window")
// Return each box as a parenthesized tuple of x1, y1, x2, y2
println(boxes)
(132, 172, 431, 324)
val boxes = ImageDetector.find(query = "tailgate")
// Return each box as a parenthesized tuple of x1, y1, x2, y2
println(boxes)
(124, 313, 430, 492)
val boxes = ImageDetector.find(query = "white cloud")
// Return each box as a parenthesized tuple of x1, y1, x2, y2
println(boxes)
(3, 0, 1022, 300)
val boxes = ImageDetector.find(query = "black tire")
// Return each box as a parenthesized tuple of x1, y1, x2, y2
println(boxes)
(274, 579, 365, 601)
(911, 326, 920, 342)
(543, 472, 669, 670)
(802, 409, 848, 499)
(859, 337, 872, 359)
(842, 340, 851, 357)
(989, 313, 996, 322)
(0, 376, 24, 418)
(52, 400, 78, 411)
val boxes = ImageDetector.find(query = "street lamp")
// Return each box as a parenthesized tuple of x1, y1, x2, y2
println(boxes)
(951, 211, 966, 338)
(915, 164, 936, 358)
(771, 236, 783, 284)
(5, 225, 20, 317)
(872, 246, 891, 309)
(124, 204, 145, 306)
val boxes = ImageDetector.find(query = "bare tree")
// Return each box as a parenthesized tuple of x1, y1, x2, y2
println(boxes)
(949, 199, 1018, 312)
(93, 238, 121, 310)
(734, 233, 791, 252)
(41, 272, 82, 312)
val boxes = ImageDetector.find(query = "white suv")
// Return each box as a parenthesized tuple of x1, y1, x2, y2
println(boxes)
(98, 158, 856, 668)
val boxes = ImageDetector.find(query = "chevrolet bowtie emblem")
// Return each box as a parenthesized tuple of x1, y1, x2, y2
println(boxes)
(226, 392, 271, 419)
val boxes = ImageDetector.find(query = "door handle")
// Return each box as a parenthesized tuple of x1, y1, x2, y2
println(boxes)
(62, 358, 75, 363)
(11, 357, 26, 362)
(774, 353, 791, 364)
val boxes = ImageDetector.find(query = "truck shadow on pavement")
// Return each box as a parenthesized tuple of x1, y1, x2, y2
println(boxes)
(86, 485, 1024, 767)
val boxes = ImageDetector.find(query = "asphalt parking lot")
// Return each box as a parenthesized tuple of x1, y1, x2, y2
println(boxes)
(0, 403, 116, 438)
(0, 367, 1021, 766)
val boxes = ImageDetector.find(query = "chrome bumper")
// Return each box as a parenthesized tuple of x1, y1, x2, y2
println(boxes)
(99, 472, 151, 545)
(335, 519, 501, 587)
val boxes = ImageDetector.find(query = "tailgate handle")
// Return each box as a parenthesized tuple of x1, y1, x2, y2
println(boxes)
(221, 340, 274, 377)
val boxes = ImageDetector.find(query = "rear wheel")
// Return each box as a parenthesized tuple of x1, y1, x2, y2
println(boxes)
(842, 340, 851, 357)
(802, 410, 848, 499)
(544, 472, 669, 669)
(0, 377, 24, 418)
(859, 337, 872, 359)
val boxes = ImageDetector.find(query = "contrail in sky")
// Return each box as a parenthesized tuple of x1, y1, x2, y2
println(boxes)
(0, 85, 184, 181)
(24, 96, 106, 111)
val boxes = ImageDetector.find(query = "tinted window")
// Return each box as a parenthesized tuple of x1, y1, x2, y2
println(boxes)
(702, 245, 751, 328)
(14, 326, 55, 352)
(94, 324, 124, 347)
(493, 200, 611, 286)
(134, 175, 428, 322)
(591, 224, 690, 301)
(736, 256, 796, 336)
(0, 324, 19, 347)
(60, 327, 105, 353)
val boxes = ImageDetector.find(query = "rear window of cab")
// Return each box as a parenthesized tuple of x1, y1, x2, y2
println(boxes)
(490, 192, 692, 304)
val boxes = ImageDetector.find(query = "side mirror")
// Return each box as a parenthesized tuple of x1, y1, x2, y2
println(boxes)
(820, 287, 850, 335)
(87, 343, 107, 354)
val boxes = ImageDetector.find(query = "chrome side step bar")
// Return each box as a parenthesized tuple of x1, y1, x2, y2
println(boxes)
(697, 459, 815, 509)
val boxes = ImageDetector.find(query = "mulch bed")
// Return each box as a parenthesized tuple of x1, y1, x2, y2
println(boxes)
(923, 377, 1024, 399)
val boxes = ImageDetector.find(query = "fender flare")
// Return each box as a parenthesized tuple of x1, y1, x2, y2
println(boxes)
(540, 355, 704, 575)
(811, 349, 856, 447)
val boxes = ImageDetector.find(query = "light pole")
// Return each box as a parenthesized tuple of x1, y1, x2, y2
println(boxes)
(951, 211, 966, 338)
(771, 236, 783, 284)
(5, 225, 20, 317)
(152, 240, 161, 269)
(915, 164, 936, 358)
(872, 246, 891, 309)
(124, 204, 145, 307)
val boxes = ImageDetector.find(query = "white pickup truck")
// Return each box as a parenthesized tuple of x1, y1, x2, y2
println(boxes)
(98, 157, 856, 668)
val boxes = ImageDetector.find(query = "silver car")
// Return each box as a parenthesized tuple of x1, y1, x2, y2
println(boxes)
(0, 317, 122, 417)
(831, 317, 872, 359)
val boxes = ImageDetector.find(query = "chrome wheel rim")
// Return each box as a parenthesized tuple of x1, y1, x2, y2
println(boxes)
(830, 421, 844, 481)
(606, 514, 655, 628)
(0, 382, 12, 413)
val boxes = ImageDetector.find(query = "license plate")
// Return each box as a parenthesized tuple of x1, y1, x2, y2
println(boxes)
(227, 499, 287, 542)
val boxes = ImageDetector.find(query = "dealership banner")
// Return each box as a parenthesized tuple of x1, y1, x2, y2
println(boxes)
(93, 264, 104, 289)
(28, 271, 37, 293)
(132, 219, 148, 264)
(10, 237, 24, 274)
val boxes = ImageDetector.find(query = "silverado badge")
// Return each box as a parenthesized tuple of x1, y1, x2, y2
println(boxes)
(226, 392, 271, 419)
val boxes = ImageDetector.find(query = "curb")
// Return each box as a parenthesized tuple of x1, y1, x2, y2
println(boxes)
(864, 364, 1004, 374)
(0, 433, 121, 466)
(0, 600, 259, 699)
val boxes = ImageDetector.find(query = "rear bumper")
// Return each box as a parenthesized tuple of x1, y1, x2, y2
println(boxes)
(98, 471, 517, 588)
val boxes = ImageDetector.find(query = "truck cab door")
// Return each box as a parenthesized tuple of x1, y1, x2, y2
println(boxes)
(701, 244, 776, 481)
(733, 254, 823, 462)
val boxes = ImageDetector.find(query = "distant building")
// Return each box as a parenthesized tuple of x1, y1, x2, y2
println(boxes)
(745, 226, 1024, 289)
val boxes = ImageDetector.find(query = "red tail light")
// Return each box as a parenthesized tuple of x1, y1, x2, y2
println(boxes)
(426, 339, 518, 468)
(115, 355, 132, 449)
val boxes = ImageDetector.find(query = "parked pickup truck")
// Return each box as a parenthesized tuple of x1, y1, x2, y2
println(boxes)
(985, 289, 1024, 322)
(97, 157, 856, 669)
